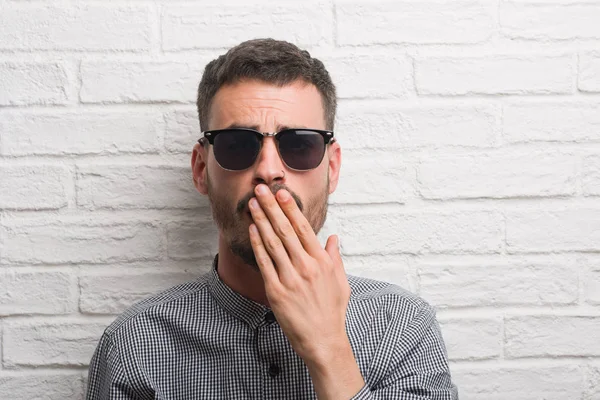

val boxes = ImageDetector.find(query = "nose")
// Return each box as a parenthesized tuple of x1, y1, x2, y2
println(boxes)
(252, 137, 286, 186)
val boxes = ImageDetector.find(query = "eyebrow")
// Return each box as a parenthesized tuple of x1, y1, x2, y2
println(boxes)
(223, 123, 310, 131)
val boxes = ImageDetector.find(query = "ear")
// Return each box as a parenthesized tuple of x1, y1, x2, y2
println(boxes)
(191, 141, 209, 195)
(327, 140, 341, 194)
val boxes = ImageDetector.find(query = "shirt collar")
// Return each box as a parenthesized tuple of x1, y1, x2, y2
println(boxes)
(207, 253, 272, 329)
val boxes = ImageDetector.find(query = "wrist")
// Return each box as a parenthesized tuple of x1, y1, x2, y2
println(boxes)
(304, 336, 354, 373)
(304, 338, 366, 400)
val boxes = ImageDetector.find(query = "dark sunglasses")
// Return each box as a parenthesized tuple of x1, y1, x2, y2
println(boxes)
(198, 128, 336, 171)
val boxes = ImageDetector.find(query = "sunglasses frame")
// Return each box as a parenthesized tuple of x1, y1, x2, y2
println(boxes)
(198, 127, 336, 171)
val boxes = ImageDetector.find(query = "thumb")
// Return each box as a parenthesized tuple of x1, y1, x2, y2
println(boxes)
(325, 234, 342, 263)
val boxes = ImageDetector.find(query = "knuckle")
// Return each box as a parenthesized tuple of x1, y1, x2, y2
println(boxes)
(257, 253, 271, 266)
(275, 223, 294, 240)
(267, 282, 283, 298)
(296, 221, 313, 238)
(252, 211, 266, 222)
(284, 202, 298, 214)
(299, 264, 317, 280)
(265, 237, 284, 254)
(285, 278, 301, 292)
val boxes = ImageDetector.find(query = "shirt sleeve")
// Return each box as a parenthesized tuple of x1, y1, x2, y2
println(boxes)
(86, 332, 146, 400)
(348, 304, 458, 400)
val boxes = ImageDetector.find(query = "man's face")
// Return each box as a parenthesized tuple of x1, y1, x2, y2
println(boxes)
(192, 79, 341, 272)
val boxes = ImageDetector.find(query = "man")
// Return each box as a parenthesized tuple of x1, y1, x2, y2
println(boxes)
(86, 38, 458, 399)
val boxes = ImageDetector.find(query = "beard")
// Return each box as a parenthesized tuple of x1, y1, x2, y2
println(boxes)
(206, 174, 329, 272)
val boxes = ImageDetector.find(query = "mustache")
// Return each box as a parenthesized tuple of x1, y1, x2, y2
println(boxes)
(235, 183, 304, 214)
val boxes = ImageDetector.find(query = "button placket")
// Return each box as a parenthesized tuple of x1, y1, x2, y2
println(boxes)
(268, 362, 280, 378)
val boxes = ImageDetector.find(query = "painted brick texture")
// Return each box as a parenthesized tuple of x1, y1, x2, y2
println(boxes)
(1, 1, 598, 399)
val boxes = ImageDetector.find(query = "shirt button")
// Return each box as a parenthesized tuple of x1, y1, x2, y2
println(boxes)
(268, 363, 280, 377)
(265, 311, 277, 324)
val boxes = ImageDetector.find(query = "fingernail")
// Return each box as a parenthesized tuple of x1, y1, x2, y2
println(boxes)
(249, 198, 258, 209)
(257, 185, 268, 195)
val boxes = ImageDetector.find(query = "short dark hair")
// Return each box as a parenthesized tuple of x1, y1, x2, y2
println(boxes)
(196, 38, 337, 132)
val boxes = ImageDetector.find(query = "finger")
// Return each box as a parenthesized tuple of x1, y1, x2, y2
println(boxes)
(276, 189, 323, 257)
(248, 223, 281, 287)
(249, 196, 296, 280)
(254, 186, 306, 263)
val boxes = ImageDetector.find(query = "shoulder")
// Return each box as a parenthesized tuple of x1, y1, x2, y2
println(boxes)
(101, 272, 212, 339)
(347, 273, 436, 325)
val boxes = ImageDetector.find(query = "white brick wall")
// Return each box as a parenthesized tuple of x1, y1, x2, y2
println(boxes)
(0, 0, 599, 398)
(415, 55, 575, 95)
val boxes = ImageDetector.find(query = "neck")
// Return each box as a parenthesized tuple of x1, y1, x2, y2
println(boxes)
(215, 233, 271, 308)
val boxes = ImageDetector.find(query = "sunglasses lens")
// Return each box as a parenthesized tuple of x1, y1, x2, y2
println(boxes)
(278, 130, 326, 170)
(213, 130, 260, 170)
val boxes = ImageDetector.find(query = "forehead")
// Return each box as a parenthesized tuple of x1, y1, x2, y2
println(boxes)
(208, 79, 326, 130)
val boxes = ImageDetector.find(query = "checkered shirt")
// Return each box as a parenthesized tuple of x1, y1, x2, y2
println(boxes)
(86, 255, 458, 399)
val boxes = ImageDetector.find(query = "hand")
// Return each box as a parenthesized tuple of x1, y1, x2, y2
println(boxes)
(248, 184, 351, 362)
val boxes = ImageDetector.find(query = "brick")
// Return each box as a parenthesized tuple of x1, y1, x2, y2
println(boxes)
(342, 254, 412, 291)
(438, 318, 501, 361)
(583, 155, 600, 196)
(332, 208, 503, 255)
(584, 258, 600, 305)
(0, 270, 75, 316)
(506, 209, 600, 252)
(415, 55, 573, 95)
(330, 150, 414, 204)
(162, 4, 331, 51)
(418, 151, 577, 199)
(0, 215, 163, 264)
(504, 102, 600, 143)
(323, 55, 413, 98)
(166, 220, 218, 260)
(0, 165, 69, 210)
(0, 4, 151, 50)
(335, 104, 405, 150)
(76, 164, 204, 209)
(453, 366, 582, 400)
(0, 374, 84, 400)
(3, 320, 107, 367)
(335, 103, 498, 150)
(80, 270, 198, 314)
(580, 52, 600, 92)
(505, 315, 600, 357)
(80, 61, 204, 104)
(585, 364, 600, 400)
(0, 110, 162, 156)
(419, 259, 578, 307)
(336, 1, 493, 45)
(509, 0, 600, 2)
(501, 2, 600, 40)
(0, 62, 68, 106)
(165, 108, 200, 153)
(83, 373, 89, 397)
